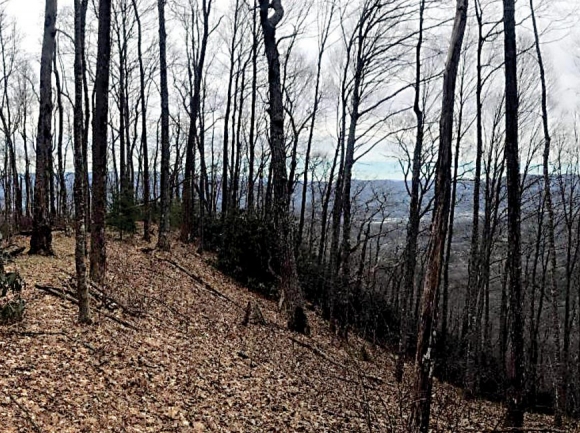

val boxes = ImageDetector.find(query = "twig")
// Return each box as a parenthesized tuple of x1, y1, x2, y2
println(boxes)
(1, 331, 64, 337)
(158, 256, 243, 310)
(3, 245, 25, 258)
(5, 392, 42, 433)
(35, 284, 138, 330)
(475, 428, 567, 432)
(35, 283, 79, 304)
(88, 285, 136, 316)
(289, 336, 384, 385)
(57, 268, 139, 316)
(2, 329, 96, 353)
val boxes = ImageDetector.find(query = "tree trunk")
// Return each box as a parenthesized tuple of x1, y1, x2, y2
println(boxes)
(410, 0, 467, 431)
(297, 2, 334, 250)
(464, 0, 485, 396)
(156, 0, 171, 251)
(81, 0, 90, 231)
(221, 0, 241, 219)
(30, 0, 57, 256)
(74, 0, 90, 324)
(259, 0, 308, 334)
(22, 101, 32, 219)
(502, 0, 525, 427)
(396, 0, 425, 383)
(181, 0, 212, 247)
(130, 0, 150, 242)
(441, 60, 465, 379)
(90, 0, 113, 282)
(530, 0, 564, 425)
(54, 46, 67, 220)
(247, 0, 258, 212)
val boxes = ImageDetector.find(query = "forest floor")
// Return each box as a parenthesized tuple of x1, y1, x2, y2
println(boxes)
(0, 231, 577, 432)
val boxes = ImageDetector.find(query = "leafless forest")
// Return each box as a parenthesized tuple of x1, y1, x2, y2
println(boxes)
(1, 0, 580, 430)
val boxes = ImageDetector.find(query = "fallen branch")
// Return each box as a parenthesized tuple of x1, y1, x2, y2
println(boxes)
(85, 277, 135, 314)
(2, 329, 97, 353)
(148, 294, 198, 326)
(3, 245, 26, 258)
(36, 283, 79, 304)
(58, 268, 139, 316)
(5, 392, 42, 433)
(1, 331, 65, 337)
(289, 336, 384, 385)
(35, 284, 138, 330)
(479, 429, 566, 433)
(159, 257, 243, 310)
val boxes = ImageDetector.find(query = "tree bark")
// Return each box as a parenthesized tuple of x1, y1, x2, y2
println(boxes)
(74, 0, 90, 323)
(247, 0, 258, 213)
(464, 0, 485, 396)
(396, 0, 425, 383)
(259, 0, 308, 334)
(130, 0, 150, 242)
(221, 0, 241, 219)
(54, 46, 67, 220)
(156, 0, 171, 251)
(30, 0, 57, 256)
(181, 0, 212, 247)
(502, 0, 525, 427)
(90, 0, 113, 282)
(410, 0, 467, 431)
(530, 0, 564, 425)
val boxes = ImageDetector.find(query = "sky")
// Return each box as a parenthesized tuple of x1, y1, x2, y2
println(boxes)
(6, 0, 580, 181)
(6, 0, 71, 49)
(8, 0, 580, 98)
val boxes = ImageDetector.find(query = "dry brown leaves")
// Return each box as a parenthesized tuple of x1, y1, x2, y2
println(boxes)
(0, 231, 578, 432)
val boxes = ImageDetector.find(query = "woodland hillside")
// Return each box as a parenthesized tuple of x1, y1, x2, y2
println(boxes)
(0, 0, 580, 430)
(0, 231, 575, 432)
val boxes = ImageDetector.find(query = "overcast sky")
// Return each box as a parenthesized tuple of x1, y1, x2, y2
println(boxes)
(6, 0, 580, 180)
(6, 0, 72, 49)
(8, 0, 580, 113)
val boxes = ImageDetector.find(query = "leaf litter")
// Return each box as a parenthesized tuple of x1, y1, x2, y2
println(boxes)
(0, 231, 577, 432)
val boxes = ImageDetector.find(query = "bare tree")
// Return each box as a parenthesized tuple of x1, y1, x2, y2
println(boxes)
(180, 0, 214, 247)
(502, 0, 525, 427)
(296, 1, 335, 249)
(130, 0, 151, 242)
(410, 0, 467, 431)
(258, 0, 308, 333)
(156, 0, 171, 251)
(529, 0, 564, 426)
(396, 0, 426, 383)
(74, 0, 90, 323)
(90, 0, 113, 282)
(30, 0, 57, 255)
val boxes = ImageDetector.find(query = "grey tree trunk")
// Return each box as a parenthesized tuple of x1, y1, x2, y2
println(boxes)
(464, 0, 485, 396)
(247, 0, 258, 213)
(221, 0, 241, 219)
(297, 2, 334, 248)
(181, 0, 212, 248)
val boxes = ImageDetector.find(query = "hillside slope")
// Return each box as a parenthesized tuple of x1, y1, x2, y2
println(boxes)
(0, 232, 574, 432)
